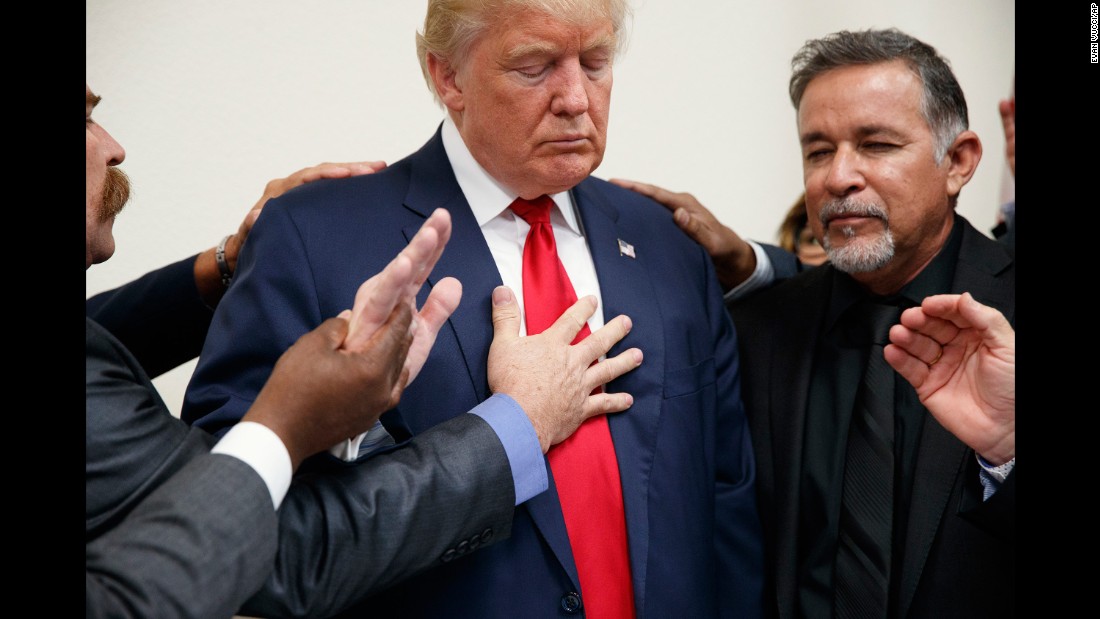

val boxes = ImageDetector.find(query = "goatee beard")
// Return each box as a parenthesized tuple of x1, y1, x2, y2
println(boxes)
(818, 197, 894, 273)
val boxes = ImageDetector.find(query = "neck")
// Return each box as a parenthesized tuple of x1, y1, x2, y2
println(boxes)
(850, 214, 956, 296)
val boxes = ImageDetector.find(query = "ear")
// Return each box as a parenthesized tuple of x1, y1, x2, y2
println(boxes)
(427, 53, 465, 113)
(944, 130, 982, 198)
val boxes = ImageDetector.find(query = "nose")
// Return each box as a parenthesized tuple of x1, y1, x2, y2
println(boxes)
(549, 60, 589, 117)
(823, 146, 864, 197)
(93, 123, 126, 166)
(105, 129, 126, 166)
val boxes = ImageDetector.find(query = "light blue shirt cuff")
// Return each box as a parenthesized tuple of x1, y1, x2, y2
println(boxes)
(723, 240, 775, 303)
(470, 394, 548, 505)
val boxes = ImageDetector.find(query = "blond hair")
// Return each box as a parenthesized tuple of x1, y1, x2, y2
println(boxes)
(416, 0, 632, 104)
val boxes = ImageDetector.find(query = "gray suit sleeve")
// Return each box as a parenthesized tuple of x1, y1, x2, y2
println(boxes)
(88, 317, 515, 619)
(87, 319, 277, 619)
(240, 413, 516, 619)
(86, 454, 278, 619)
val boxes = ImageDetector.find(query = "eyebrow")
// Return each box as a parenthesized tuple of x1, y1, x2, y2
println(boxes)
(504, 41, 559, 63)
(583, 32, 617, 55)
(503, 32, 617, 63)
(800, 124, 905, 146)
(87, 91, 102, 110)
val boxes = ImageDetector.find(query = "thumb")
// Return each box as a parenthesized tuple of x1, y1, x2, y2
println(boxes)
(490, 286, 521, 341)
(958, 292, 1014, 344)
(316, 314, 351, 351)
(673, 207, 692, 230)
(674, 208, 710, 248)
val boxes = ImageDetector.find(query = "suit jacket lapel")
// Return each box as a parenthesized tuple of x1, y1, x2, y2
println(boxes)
(771, 268, 831, 619)
(897, 413, 967, 617)
(897, 217, 1014, 617)
(401, 129, 502, 403)
(572, 180, 664, 609)
(402, 129, 584, 589)
(949, 217, 1015, 323)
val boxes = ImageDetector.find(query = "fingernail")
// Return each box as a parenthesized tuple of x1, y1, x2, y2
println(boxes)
(633, 349, 643, 364)
(493, 286, 513, 306)
(622, 316, 632, 332)
(675, 209, 689, 226)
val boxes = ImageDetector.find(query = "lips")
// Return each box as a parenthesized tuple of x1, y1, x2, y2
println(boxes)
(540, 136, 592, 154)
(826, 213, 880, 226)
(547, 134, 588, 145)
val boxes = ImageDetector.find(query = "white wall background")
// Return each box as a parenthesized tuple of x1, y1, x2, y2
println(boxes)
(86, 0, 1015, 416)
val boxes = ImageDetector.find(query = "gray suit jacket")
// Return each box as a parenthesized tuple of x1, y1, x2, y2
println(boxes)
(86, 317, 279, 619)
(86, 264, 517, 618)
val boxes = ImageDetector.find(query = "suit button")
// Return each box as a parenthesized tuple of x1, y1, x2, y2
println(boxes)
(441, 549, 456, 563)
(480, 528, 493, 543)
(468, 534, 481, 551)
(457, 540, 469, 555)
(560, 592, 582, 614)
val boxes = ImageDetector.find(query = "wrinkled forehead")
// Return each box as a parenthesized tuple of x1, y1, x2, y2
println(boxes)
(493, 13, 616, 55)
(797, 62, 925, 129)
(488, 0, 622, 26)
(467, 0, 623, 53)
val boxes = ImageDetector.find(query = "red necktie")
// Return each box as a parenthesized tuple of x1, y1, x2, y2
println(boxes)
(510, 195, 635, 618)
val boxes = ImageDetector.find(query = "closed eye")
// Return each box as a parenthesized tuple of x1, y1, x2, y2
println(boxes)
(582, 56, 610, 77)
(863, 142, 897, 151)
(514, 64, 550, 80)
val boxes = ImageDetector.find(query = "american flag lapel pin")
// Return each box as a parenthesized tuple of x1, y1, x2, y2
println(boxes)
(618, 238, 636, 259)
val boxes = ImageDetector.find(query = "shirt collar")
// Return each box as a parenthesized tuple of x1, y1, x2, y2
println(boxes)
(440, 116, 581, 233)
(825, 215, 963, 331)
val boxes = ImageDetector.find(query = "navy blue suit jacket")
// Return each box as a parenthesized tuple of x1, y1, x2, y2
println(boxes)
(183, 127, 764, 618)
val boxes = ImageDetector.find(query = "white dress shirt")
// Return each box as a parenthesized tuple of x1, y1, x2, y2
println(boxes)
(441, 117, 605, 337)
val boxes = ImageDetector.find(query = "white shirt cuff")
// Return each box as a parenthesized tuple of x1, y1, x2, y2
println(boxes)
(723, 240, 774, 302)
(212, 421, 293, 509)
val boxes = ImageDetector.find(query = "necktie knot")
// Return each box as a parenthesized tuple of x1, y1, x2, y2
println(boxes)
(867, 302, 902, 346)
(847, 299, 903, 346)
(510, 195, 554, 226)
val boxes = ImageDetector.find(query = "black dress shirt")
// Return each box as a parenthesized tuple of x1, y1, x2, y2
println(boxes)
(795, 219, 964, 618)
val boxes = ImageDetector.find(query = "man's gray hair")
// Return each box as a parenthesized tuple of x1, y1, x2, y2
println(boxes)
(789, 28, 968, 162)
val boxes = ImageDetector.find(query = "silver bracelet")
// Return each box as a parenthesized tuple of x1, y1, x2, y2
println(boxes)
(215, 235, 233, 287)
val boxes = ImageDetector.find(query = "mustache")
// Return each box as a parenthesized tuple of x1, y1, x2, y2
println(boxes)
(818, 197, 887, 225)
(101, 167, 131, 221)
